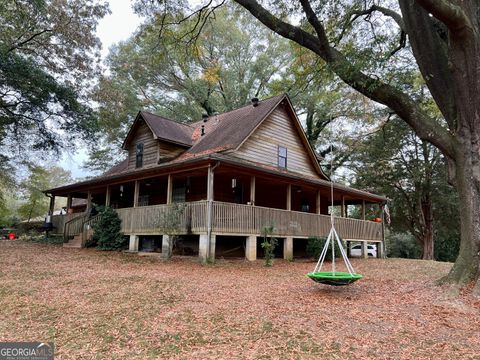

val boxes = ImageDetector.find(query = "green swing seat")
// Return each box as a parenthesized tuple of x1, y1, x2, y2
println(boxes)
(307, 271, 363, 286)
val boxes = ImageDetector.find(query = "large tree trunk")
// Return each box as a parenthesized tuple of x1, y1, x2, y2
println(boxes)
(444, 138, 480, 292)
(420, 230, 434, 260)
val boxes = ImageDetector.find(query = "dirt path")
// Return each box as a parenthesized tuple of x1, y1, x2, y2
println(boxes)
(0, 240, 478, 359)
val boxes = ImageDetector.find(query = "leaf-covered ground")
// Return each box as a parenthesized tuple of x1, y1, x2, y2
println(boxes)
(0, 240, 479, 359)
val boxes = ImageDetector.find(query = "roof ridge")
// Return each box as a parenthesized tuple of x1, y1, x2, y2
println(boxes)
(191, 93, 286, 124)
(140, 111, 195, 129)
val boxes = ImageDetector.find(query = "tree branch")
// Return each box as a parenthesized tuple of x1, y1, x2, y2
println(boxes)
(233, 0, 456, 159)
(414, 0, 472, 34)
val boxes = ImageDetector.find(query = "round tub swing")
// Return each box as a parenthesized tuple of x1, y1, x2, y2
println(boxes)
(307, 146, 363, 286)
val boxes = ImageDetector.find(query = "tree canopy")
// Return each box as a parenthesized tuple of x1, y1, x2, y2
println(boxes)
(0, 0, 108, 158)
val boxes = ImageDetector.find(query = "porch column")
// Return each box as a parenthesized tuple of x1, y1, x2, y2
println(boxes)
(86, 191, 92, 212)
(246, 235, 257, 261)
(362, 200, 366, 220)
(66, 194, 72, 210)
(286, 184, 292, 210)
(199, 234, 209, 262)
(166, 174, 173, 204)
(105, 186, 111, 207)
(377, 242, 384, 258)
(206, 165, 215, 261)
(347, 241, 351, 257)
(162, 235, 170, 256)
(250, 176, 256, 205)
(284, 237, 293, 261)
(133, 180, 140, 207)
(129, 235, 139, 252)
(361, 241, 369, 259)
(316, 190, 321, 214)
(341, 195, 346, 217)
(48, 195, 55, 215)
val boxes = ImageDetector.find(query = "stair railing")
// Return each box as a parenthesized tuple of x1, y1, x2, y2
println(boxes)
(63, 214, 88, 243)
(82, 214, 102, 246)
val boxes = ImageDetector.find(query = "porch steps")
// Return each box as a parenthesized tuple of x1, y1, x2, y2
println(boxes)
(63, 234, 83, 248)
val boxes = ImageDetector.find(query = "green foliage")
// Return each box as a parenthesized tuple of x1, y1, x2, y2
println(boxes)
(261, 225, 278, 267)
(16, 165, 72, 221)
(385, 233, 421, 259)
(306, 236, 344, 261)
(352, 119, 459, 260)
(0, 0, 108, 170)
(157, 203, 186, 258)
(93, 207, 126, 251)
(18, 233, 63, 245)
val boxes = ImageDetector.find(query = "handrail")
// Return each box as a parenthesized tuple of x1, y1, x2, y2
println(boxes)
(82, 214, 102, 246)
(63, 213, 87, 243)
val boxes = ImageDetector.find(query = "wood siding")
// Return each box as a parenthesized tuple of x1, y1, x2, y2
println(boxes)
(233, 105, 319, 178)
(158, 141, 186, 162)
(127, 121, 158, 170)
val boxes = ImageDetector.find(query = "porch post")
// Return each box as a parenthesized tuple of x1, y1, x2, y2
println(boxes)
(66, 194, 72, 211)
(199, 234, 209, 262)
(48, 195, 55, 215)
(286, 184, 291, 210)
(341, 195, 346, 217)
(250, 176, 255, 205)
(377, 241, 384, 258)
(246, 235, 257, 261)
(86, 191, 92, 212)
(284, 237, 293, 261)
(205, 165, 215, 261)
(167, 174, 173, 204)
(105, 186, 111, 207)
(129, 235, 139, 252)
(316, 190, 321, 214)
(361, 241, 368, 259)
(133, 180, 140, 207)
(362, 200, 366, 220)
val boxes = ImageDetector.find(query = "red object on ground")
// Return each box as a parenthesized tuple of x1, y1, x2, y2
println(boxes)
(8, 233, 15, 240)
(373, 217, 382, 223)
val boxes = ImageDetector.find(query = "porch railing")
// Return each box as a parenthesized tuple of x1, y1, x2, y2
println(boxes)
(114, 200, 383, 241)
(51, 213, 84, 235)
(211, 201, 382, 240)
(63, 214, 88, 242)
(116, 201, 209, 235)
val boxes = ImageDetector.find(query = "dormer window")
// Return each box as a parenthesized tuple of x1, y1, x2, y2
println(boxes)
(278, 146, 287, 168)
(136, 143, 144, 168)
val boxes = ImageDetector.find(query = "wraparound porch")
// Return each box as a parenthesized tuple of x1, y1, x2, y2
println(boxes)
(57, 200, 384, 261)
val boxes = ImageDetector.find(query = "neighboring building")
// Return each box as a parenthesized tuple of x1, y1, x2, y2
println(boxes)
(46, 94, 386, 260)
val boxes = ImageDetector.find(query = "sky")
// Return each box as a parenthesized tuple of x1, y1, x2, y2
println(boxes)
(59, 1, 140, 178)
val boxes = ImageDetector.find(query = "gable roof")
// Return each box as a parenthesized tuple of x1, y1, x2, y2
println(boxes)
(187, 94, 285, 154)
(116, 94, 327, 178)
(122, 112, 194, 149)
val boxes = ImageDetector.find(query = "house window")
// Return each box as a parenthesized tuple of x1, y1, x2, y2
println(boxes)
(136, 143, 144, 168)
(278, 146, 287, 168)
(172, 184, 186, 203)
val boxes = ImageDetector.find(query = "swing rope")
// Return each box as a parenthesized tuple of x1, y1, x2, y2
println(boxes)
(307, 143, 363, 286)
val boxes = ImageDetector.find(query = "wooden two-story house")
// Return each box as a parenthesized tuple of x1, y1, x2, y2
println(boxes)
(46, 94, 386, 261)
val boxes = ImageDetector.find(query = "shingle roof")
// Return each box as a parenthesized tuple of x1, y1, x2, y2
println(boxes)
(140, 112, 194, 146)
(186, 94, 285, 154)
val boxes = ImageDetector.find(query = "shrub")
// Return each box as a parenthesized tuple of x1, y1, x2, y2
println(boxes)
(385, 232, 421, 259)
(18, 232, 63, 245)
(306, 236, 344, 261)
(261, 225, 278, 267)
(93, 206, 126, 251)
